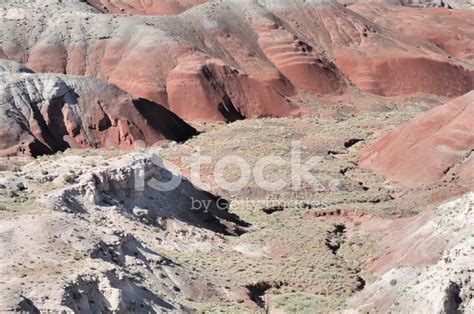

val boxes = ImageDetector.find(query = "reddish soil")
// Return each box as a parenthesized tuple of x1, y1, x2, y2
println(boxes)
(360, 91, 474, 188)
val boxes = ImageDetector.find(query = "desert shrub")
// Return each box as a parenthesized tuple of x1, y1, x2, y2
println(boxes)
(63, 174, 74, 183)
(73, 252, 84, 261)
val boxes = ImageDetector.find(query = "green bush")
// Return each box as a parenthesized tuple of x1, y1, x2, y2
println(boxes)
(63, 174, 74, 183)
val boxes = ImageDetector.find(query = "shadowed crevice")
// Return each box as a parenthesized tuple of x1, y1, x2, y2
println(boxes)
(132, 98, 199, 143)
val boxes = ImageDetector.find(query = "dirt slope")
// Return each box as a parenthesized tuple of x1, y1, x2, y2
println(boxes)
(347, 192, 474, 313)
(360, 91, 474, 188)
(351, 3, 474, 61)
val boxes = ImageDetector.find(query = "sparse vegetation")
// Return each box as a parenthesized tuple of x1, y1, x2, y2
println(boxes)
(0, 91, 469, 312)
(73, 252, 84, 261)
(63, 174, 74, 183)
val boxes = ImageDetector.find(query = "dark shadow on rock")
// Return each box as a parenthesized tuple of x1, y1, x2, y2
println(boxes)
(61, 276, 113, 313)
(218, 95, 245, 123)
(105, 270, 176, 312)
(16, 297, 40, 314)
(93, 160, 250, 236)
(90, 232, 175, 268)
(52, 188, 88, 214)
(132, 98, 199, 143)
(62, 270, 176, 313)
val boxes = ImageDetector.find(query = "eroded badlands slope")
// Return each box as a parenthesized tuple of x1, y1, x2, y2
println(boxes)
(351, 2, 474, 61)
(360, 91, 474, 188)
(348, 192, 474, 313)
(0, 62, 197, 157)
(86, 0, 209, 15)
(86, 0, 474, 13)
(0, 0, 472, 122)
(0, 152, 247, 312)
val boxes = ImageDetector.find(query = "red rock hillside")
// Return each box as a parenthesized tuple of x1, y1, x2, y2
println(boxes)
(0, 0, 472, 122)
(350, 3, 474, 61)
(0, 70, 198, 157)
(360, 91, 474, 188)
